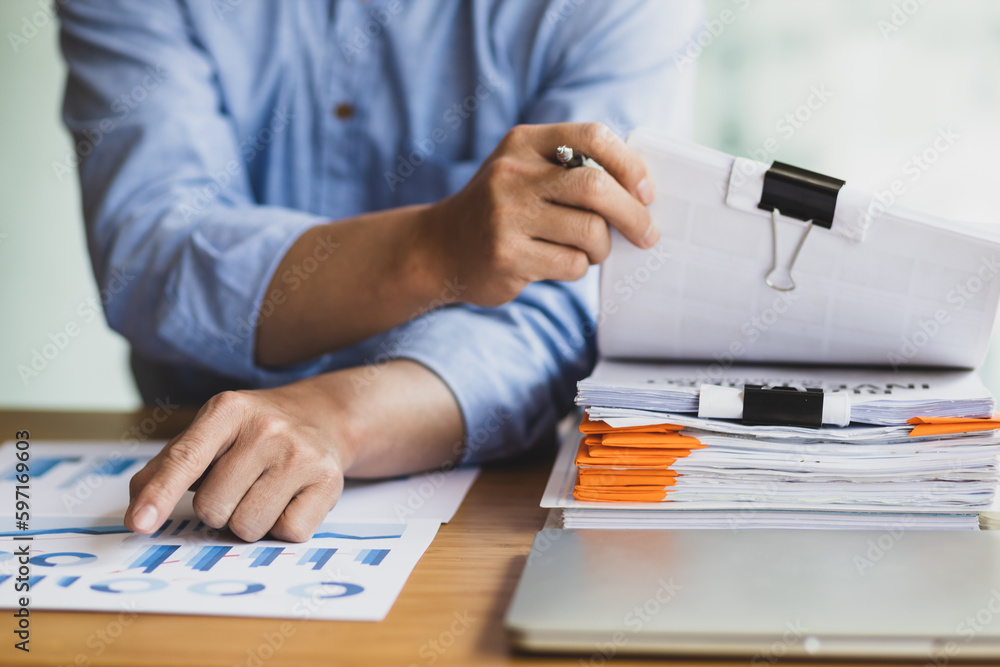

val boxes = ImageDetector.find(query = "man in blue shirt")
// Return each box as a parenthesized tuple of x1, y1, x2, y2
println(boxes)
(58, 0, 698, 541)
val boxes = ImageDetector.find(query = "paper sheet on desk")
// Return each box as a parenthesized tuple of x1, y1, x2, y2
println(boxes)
(0, 441, 477, 522)
(0, 515, 439, 621)
(0, 441, 479, 621)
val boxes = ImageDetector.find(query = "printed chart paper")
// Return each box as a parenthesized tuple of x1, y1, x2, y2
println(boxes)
(0, 441, 479, 621)
(0, 517, 439, 621)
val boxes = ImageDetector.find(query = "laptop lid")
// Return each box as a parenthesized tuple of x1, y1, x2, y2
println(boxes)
(505, 528, 1000, 660)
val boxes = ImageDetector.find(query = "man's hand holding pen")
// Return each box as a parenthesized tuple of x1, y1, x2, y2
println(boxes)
(416, 122, 659, 307)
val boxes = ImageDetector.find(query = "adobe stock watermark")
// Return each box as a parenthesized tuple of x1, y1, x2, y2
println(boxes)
(722, 85, 834, 197)
(383, 75, 502, 192)
(70, 600, 138, 663)
(349, 277, 467, 394)
(409, 610, 476, 666)
(52, 65, 170, 182)
(925, 588, 1000, 667)
(877, 0, 930, 40)
(212, 0, 244, 19)
(179, 107, 293, 221)
(452, 407, 512, 464)
(852, 517, 914, 575)
(525, 525, 564, 567)
(57, 397, 177, 513)
(17, 268, 135, 386)
(887, 254, 999, 369)
(559, 244, 671, 359)
(235, 622, 297, 667)
(726, 479, 784, 531)
(234, 562, 362, 666)
(691, 289, 801, 387)
(857, 126, 959, 233)
(580, 578, 682, 666)
(7, 0, 69, 54)
(222, 232, 340, 353)
(751, 620, 810, 665)
(120, 397, 181, 447)
(674, 0, 753, 72)
(544, 0, 588, 27)
(392, 467, 451, 521)
(339, 0, 405, 62)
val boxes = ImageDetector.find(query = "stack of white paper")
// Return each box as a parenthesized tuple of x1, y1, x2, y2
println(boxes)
(552, 361, 1000, 531)
(543, 418, 999, 531)
(577, 361, 997, 426)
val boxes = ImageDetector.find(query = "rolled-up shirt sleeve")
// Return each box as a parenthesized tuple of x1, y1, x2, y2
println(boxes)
(58, 1, 327, 383)
(380, 278, 596, 465)
(383, 0, 701, 464)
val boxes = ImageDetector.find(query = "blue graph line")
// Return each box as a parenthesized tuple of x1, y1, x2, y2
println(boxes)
(170, 519, 190, 536)
(0, 525, 129, 538)
(311, 531, 402, 540)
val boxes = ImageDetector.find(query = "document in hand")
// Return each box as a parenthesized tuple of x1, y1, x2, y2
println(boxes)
(599, 128, 1000, 369)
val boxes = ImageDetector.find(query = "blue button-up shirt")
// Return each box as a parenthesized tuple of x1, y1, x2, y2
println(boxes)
(57, 0, 698, 464)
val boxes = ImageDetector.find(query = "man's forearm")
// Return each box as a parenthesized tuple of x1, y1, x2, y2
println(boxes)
(304, 360, 466, 478)
(255, 204, 446, 367)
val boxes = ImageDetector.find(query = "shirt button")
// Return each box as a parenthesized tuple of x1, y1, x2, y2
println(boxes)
(334, 102, 355, 120)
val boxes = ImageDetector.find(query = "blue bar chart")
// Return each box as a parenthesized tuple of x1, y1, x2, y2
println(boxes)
(127, 545, 181, 573)
(246, 546, 285, 568)
(355, 549, 390, 566)
(298, 548, 337, 571)
(187, 546, 231, 572)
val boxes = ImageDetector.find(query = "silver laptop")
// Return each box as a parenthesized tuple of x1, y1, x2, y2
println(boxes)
(505, 528, 1000, 660)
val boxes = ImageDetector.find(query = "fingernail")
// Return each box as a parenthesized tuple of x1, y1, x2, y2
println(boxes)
(132, 504, 158, 532)
(637, 178, 655, 205)
(641, 223, 660, 249)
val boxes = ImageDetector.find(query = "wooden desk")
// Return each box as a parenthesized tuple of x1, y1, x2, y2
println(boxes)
(0, 409, 941, 667)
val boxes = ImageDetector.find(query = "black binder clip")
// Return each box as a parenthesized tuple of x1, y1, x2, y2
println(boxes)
(742, 384, 824, 428)
(757, 162, 845, 292)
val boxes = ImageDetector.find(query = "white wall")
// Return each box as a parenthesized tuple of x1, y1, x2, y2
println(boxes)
(0, 0, 138, 410)
(2, 0, 999, 410)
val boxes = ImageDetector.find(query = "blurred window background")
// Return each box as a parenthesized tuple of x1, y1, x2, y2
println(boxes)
(2, 0, 999, 409)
